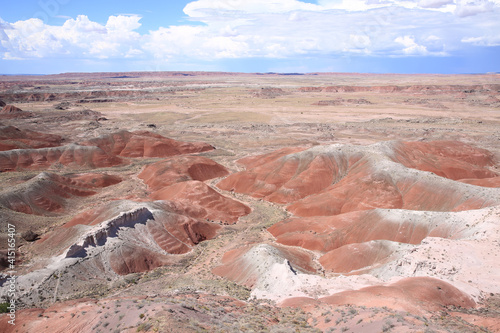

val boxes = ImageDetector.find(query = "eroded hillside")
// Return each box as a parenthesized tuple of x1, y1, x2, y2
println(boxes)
(1, 72, 500, 333)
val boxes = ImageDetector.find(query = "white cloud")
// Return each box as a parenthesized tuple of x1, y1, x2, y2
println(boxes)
(318, 0, 419, 11)
(144, 25, 205, 59)
(202, 36, 249, 58)
(0, 0, 499, 65)
(349, 34, 372, 51)
(1, 15, 142, 60)
(455, 0, 496, 16)
(184, 0, 322, 17)
(462, 35, 500, 46)
(106, 15, 142, 32)
(125, 48, 144, 58)
(395, 35, 428, 55)
(418, 0, 454, 8)
(61, 15, 106, 34)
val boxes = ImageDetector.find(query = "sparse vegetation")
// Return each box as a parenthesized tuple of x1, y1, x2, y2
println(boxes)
(0, 302, 10, 313)
(137, 322, 152, 332)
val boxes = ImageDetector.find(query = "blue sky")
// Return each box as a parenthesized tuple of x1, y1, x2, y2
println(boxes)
(0, 0, 499, 74)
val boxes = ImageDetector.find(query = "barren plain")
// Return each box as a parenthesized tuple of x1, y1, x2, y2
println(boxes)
(0, 71, 500, 332)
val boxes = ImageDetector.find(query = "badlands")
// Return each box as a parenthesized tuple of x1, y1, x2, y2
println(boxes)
(0, 71, 499, 332)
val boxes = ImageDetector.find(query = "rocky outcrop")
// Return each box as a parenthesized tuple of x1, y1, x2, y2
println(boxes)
(81, 130, 214, 158)
(312, 98, 372, 106)
(65, 207, 154, 258)
(0, 130, 215, 171)
(0, 104, 33, 118)
(212, 244, 316, 288)
(0, 144, 124, 171)
(1, 105, 23, 113)
(0, 200, 222, 307)
(217, 141, 499, 210)
(252, 87, 288, 98)
(0, 172, 120, 215)
(0, 125, 63, 151)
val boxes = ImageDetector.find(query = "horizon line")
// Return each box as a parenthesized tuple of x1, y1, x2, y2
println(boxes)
(2, 70, 499, 77)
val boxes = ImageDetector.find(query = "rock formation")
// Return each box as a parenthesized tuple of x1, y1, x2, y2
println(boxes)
(0, 144, 124, 171)
(0, 125, 63, 151)
(217, 141, 499, 212)
(0, 172, 120, 215)
(138, 155, 229, 190)
(81, 130, 214, 158)
(149, 180, 251, 224)
(0, 130, 215, 171)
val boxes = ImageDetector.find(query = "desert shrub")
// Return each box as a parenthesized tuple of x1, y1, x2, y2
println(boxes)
(0, 302, 10, 313)
(137, 322, 152, 332)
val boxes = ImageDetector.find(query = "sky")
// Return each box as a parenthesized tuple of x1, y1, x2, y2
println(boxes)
(0, 0, 499, 74)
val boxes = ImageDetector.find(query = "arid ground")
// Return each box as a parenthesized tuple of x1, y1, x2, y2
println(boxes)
(0, 72, 500, 332)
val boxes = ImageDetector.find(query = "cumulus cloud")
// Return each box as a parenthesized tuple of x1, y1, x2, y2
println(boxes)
(184, 0, 322, 16)
(106, 15, 142, 32)
(462, 35, 500, 46)
(455, 0, 496, 16)
(0, 0, 499, 66)
(418, 0, 454, 8)
(1, 15, 142, 60)
(395, 36, 428, 55)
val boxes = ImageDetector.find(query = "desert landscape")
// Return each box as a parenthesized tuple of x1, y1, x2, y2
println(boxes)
(0, 71, 499, 332)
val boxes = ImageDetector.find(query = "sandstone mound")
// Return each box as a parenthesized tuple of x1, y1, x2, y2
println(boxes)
(282, 277, 475, 313)
(82, 130, 214, 158)
(7, 200, 222, 306)
(149, 180, 251, 224)
(1, 104, 23, 113)
(0, 104, 32, 118)
(391, 141, 496, 180)
(269, 208, 497, 273)
(212, 243, 316, 288)
(0, 125, 63, 151)
(138, 155, 249, 224)
(0, 172, 94, 215)
(0, 144, 124, 171)
(0, 130, 214, 171)
(66, 173, 122, 188)
(218, 141, 499, 212)
(138, 155, 229, 190)
(252, 87, 288, 98)
(0, 172, 121, 215)
(214, 141, 500, 309)
(60, 201, 220, 259)
(318, 240, 407, 274)
(286, 156, 499, 217)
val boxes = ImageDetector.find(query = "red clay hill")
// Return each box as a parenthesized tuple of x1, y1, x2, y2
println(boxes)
(212, 140, 500, 314)
(217, 140, 499, 213)
(0, 172, 121, 215)
(0, 130, 214, 171)
(0, 125, 63, 151)
(138, 156, 249, 224)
